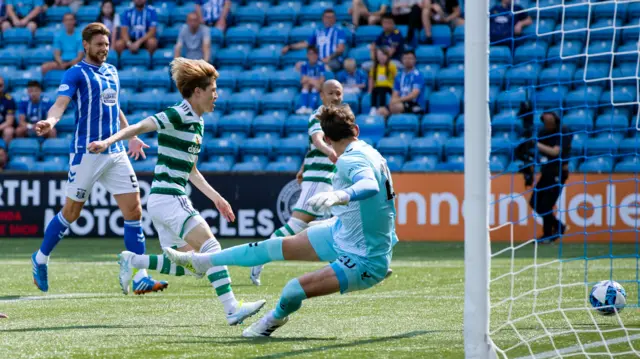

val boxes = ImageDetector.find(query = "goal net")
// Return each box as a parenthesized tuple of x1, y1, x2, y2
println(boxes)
(464, 0, 640, 358)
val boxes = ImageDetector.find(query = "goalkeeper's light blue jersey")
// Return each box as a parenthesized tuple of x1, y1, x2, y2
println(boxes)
(331, 140, 397, 258)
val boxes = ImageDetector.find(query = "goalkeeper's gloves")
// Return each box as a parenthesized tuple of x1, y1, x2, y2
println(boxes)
(306, 190, 350, 213)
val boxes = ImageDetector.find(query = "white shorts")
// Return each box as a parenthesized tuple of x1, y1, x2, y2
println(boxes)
(292, 181, 333, 218)
(147, 193, 206, 249)
(66, 152, 139, 202)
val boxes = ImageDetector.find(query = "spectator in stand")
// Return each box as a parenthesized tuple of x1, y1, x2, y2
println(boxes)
(368, 48, 397, 116)
(195, 0, 231, 32)
(350, 0, 390, 26)
(379, 50, 424, 117)
(282, 9, 347, 72)
(490, 0, 532, 44)
(296, 46, 326, 115)
(423, 0, 464, 44)
(0, 76, 16, 145)
(368, 14, 404, 70)
(15, 81, 55, 138)
(46, 0, 83, 13)
(2, 0, 44, 33)
(337, 58, 367, 95)
(97, 0, 120, 47)
(391, 0, 425, 45)
(175, 12, 211, 61)
(41, 13, 83, 75)
(114, 0, 158, 55)
(0, 1, 8, 31)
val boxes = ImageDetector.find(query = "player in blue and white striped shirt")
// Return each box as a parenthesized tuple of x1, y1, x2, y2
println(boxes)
(281, 9, 347, 72)
(113, 0, 158, 55)
(195, 0, 231, 31)
(30, 22, 167, 295)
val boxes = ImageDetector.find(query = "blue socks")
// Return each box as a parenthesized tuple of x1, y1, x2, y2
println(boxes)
(209, 238, 284, 267)
(39, 212, 70, 256)
(124, 220, 145, 255)
(273, 278, 307, 319)
(300, 89, 310, 108)
(310, 89, 319, 109)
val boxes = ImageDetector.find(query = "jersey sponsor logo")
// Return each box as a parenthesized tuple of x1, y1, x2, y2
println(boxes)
(58, 84, 70, 92)
(101, 88, 118, 107)
(276, 179, 301, 224)
(187, 144, 201, 154)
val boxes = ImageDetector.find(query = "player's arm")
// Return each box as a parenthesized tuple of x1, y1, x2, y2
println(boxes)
(311, 132, 337, 163)
(22, 4, 42, 23)
(189, 162, 235, 222)
(34, 96, 71, 136)
(307, 159, 379, 211)
(88, 117, 156, 154)
(537, 142, 560, 157)
(118, 110, 150, 160)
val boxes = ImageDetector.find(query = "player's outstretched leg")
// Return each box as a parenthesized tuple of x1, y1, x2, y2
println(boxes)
(32, 212, 71, 292)
(250, 216, 310, 286)
(118, 250, 196, 295)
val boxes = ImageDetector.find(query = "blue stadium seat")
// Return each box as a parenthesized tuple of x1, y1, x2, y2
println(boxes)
(0, 47, 25, 67)
(415, 46, 444, 66)
(612, 63, 638, 87)
(505, 64, 541, 87)
(299, 2, 332, 23)
(57, 114, 76, 133)
(429, 91, 460, 116)
(205, 138, 238, 160)
(521, 18, 556, 40)
(23, 46, 54, 68)
(409, 137, 442, 159)
(216, 69, 239, 91)
(402, 157, 437, 172)
(219, 113, 253, 138)
(584, 138, 618, 157)
(31, 160, 64, 172)
(225, 25, 259, 46)
(489, 46, 512, 65)
(171, 4, 197, 24)
(533, 86, 568, 110)
(377, 137, 409, 157)
(239, 137, 272, 163)
(454, 114, 465, 135)
(587, 40, 614, 62)
(261, 90, 295, 112)
(514, 42, 548, 64)
(159, 92, 182, 109)
(282, 48, 308, 67)
(453, 25, 464, 44)
(600, 87, 637, 105)
(153, 2, 173, 25)
(546, 41, 584, 65)
(158, 24, 181, 47)
(492, 110, 523, 135)
(34, 25, 58, 45)
(444, 137, 464, 160)
(421, 113, 454, 138)
(436, 64, 464, 88)
(128, 90, 162, 112)
(446, 44, 465, 65)
(357, 115, 385, 144)
(384, 155, 405, 172)
(234, 5, 267, 25)
(253, 114, 284, 137)
(216, 46, 251, 69)
(76, 6, 100, 23)
(579, 157, 614, 173)
(202, 112, 220, 136)
(107, 50, 119, 68)
(489, 65, 506, 89)
(3, 28, 32, 46)
(118, 68, 140, 91)
(271, 69, 301, 89)
(248, 45, 283, 68)
(592, 1, 628, 21)
(347, 45, 371, 66)
(555, 19, 587, 42)
(228, 89, 263, 113)
(265, 161, 299, 172)
(621, 26, 639, 46)
(285, 115, 309, 136)
(615, 41, 638, 65)
(388, 114, 419, 138)
(273, 137, 307, 158)
(595, 114, 629, 132)
(420, 24, 451, 47)
(590, 18, 622, 42)
(258, 23, 292, 44)
(334, 2, 351, 23)
(42, 138, 70, 160)
(615, 158, 640, 173)
(42, 69, 64, 90)
(342, 92, 359, 114)
(490, 138, 512, 165)
(420, 64, 439, 88)
(120, 50, 151, 69)
(619, 138, 640, 155)
(232, 161, 265, 172)
(355, 25, 382, 45)
(289, 25, 315, 44)
(45, 6, 70, 22)
(539, 64, 576, 85)
(140, 68, 172, 91)
(266, 2, 300, 24)
(199, 161, 233, 172)
(9, 138, 39, 157)
(236, 69, 271, 90)
(131, 159, 157, 172)
(565, 86, 602, 108)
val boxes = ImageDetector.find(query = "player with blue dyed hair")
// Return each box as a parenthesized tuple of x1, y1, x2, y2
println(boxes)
(164, 104, 398, 337)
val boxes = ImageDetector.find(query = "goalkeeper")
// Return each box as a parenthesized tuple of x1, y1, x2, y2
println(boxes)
(164, 105, 398, 337)
(530, 112, 572, 243)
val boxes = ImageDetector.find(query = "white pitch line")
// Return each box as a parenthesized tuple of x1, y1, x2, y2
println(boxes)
(0, 293, 121, 303)
(514, 334, 640, 359)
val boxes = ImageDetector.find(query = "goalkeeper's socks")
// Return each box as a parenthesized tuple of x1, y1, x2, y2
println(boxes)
(37, 212, 70, 263)
(123, 220, 145, 255)
(201, 239, 238, 314)
(133, 254, 187, 276)
(273, 278, 307, 320)
(197, 237, 285, 268)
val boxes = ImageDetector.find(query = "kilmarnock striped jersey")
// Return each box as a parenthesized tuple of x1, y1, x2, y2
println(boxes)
(58, 61, 124, 154)
(149, 100, 204, 196)
(303, 106, 336, 184)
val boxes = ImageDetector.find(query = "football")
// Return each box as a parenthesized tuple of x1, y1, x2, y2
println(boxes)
(589, 280, 627, 316)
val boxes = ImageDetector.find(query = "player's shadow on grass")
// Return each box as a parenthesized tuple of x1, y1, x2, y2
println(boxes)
(248, 330, 434, 359)
(0, 324, 194, 333)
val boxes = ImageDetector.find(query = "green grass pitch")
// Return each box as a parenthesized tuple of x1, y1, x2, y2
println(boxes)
(1, 239, 639, 358)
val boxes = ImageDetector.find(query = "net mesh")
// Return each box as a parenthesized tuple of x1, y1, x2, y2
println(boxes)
(486, 0, 640, 358)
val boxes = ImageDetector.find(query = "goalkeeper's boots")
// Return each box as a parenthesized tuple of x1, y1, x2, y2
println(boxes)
(242, 310, 289, 337)
(384, 268, 393, 280)
(132, 275, 168, 295)
(31, 252, 49, 292)
(227, 299, 267, 326)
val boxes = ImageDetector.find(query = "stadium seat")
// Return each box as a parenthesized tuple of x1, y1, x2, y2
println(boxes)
(253, 114, 284, 137)
(409, 137, 442, 159)
(232, 161, 265, 172)
(34, 25, 59, 45)
(533, 86, 568, 110)
(453, 25, 464, 44)
(228, 89, 262, 113)
(600, 87, 637, 105)
(615, 157, 640, 173)
(265, 161, 299, 172)
(388, 114, 419, 138)
(128, 90, 162, 112)
(618, 138, 640, 155)
(539, 64, 576, 85)
(0, 48, 24, 67)
(384, 155, 405, 172)
(565, 87, 602, 108)
(496, 89, 527, 111)
(489, 46, 512, 65)
(444, 137, 464, 159)
(131, 159, 156, 173)
(171, 3, 197, 24)
(204, 138, 238, 160)
(3, 28, 31, 46)
(420, 24, 451, 47)
(199, 161, 233, 172)
(120, 50, 151, 69)
(219, 113, 253, 138)
(505, 64, 541, 86)
(266, 2, 299, 24)
(343, 92, 359, 114)
(299, 2, 332, 23)
(140, 68, 172, 91)
(45, 6, 70, 22)
(42, 138, 70, 160)
(239, 138, 272, 164)
(584, 138, 618, 157)
(377, 137, 409, 157)
(24, 47, 54, 69)
(261, 90, 295, 112)
(415, 46, 444, 66)
(258, 23, 292, 44)
(446, 44, 465, 65)
(270, 69, 301, 89)
(492, 111, 523, 135)
(273, 137, 307, 158)
(8, 138, 39, 157)
(437, 64, 464, 87)
(579, 157, 614, 173)
(595, 114, 629, 132)
(225, 25, 259, 46)
(357, 115, 385, 144)
(575, 62, 610, 83)
(160, 92, 183, 109)
(429, 91, 460, 116)
(587, 40, 614, 62)
(421, 113, 454, 138)
(355, 25, 382, 45)
(158, 24, 181, 48)
(419, 64, 439, 88)
(281, 48, 308, 67)
(248, 45, 283, 68)
(285, 115, 308, 137)
(347, 45, 371, 66)
(216, 46, 250, 68)
(402, 157, 437, 172)
(234, 5, 267, 25)
(7, 156, 34, 171)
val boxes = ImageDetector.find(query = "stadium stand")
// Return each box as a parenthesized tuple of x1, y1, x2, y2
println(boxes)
(0, 0, 637, 173)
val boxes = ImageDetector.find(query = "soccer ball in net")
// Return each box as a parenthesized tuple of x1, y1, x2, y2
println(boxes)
(589, 280, 627, 316)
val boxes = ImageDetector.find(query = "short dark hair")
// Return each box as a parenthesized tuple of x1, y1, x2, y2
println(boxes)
(403, 50, 416, 58)
(307, 46, 318, 54)
(323, 8, 335, 16)
(381, 14, 394, 22)
(27, 80, 42, 89)
(317, 105, 357, 142)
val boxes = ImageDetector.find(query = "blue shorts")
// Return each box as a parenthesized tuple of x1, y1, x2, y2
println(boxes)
(307, 221, 391, 294)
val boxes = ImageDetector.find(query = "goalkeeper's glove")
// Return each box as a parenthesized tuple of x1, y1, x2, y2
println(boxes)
(306, 191, 350, 213)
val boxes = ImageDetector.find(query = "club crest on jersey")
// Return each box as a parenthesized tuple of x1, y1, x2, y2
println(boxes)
(101, 88, 117, 107)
